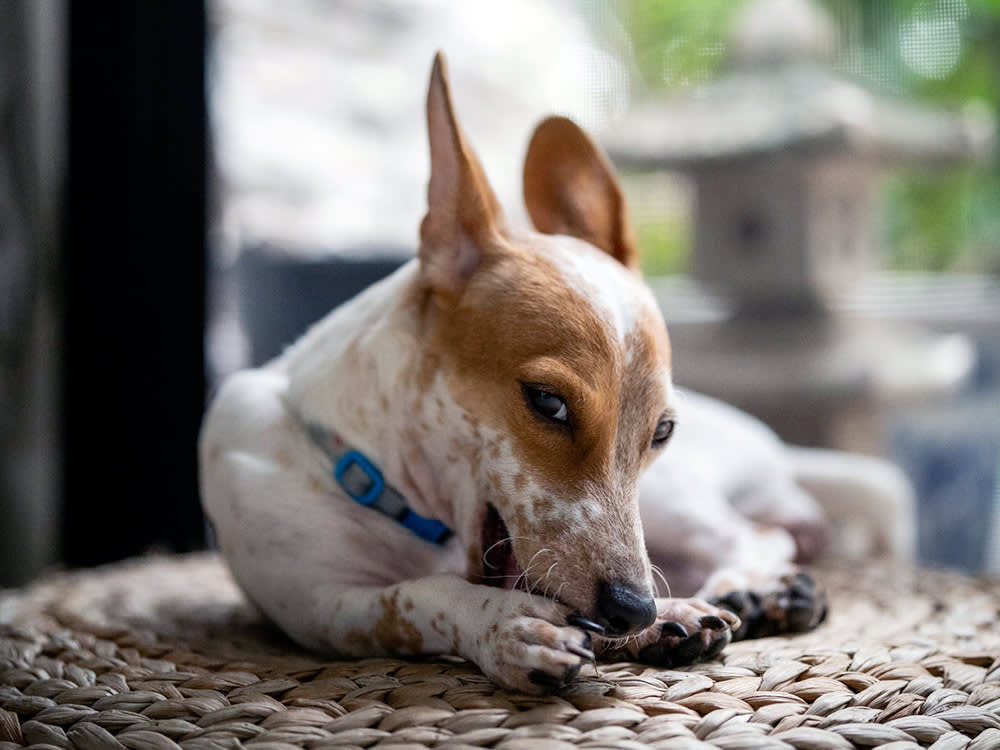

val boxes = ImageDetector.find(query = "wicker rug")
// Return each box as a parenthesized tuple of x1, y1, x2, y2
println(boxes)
(2, 555, 1000, 749)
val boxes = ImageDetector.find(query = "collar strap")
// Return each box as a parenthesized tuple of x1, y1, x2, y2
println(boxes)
(303, 421, 453, 546)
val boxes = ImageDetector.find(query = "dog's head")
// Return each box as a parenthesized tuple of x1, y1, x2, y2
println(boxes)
(414, 54, 675, 636)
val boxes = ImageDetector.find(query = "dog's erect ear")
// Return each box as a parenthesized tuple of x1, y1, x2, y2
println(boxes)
(419, 52, 506, 296)
(523, 116, 639, 271)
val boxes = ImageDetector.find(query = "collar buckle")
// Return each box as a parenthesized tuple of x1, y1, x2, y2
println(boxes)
(334, 450, 385, 507)
(304, 417, 453, 546)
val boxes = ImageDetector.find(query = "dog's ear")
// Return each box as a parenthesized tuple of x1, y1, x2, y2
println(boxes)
(419, 52, 506, 297)
(523, 116, 639, 271)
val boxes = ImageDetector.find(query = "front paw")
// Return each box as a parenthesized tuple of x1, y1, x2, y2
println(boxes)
(598, 598, 738, 667)
(709, 570, 828, 640)
(481, 604, 595, 695)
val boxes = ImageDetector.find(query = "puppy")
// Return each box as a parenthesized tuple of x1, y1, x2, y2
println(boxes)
(200, 53, 826, 694)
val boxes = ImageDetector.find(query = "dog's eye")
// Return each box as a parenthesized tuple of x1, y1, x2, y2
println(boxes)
(651, 419, 675, 447)
(525, 386, 569, 423)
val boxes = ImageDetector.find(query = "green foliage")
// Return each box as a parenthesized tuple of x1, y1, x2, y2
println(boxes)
(617, 0, 1000, 274)
(871, 0, 1000, 272)
(636, 214, 691, 276)
(619, 0, 736, 92)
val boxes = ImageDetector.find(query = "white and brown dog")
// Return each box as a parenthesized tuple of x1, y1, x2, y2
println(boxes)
(200, 53, 830, 694)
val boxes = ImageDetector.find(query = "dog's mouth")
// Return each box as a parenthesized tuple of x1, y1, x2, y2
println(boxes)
(481, 504, 528, 590)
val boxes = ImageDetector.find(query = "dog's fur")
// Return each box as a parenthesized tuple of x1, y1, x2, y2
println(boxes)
(200, 53, 828, 694)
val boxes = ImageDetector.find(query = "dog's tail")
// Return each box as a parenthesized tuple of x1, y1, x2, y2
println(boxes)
(788, 446, 916, 561)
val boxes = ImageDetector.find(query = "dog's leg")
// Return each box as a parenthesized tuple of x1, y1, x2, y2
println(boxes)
(281, 576, 594, 695)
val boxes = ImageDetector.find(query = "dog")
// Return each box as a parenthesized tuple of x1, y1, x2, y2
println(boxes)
(200, 52, 829, 694)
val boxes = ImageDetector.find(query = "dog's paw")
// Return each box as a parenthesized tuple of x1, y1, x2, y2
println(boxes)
(597, 597, 738, 668)
(480, 602, 595, 695)
(708, 570, 828, 641)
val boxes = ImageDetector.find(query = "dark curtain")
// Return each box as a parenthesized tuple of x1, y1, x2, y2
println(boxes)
(63, 2, 208, 565)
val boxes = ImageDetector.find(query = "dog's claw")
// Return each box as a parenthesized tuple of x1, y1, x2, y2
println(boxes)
(699, 615, 727, 631)
(528, 668, 567, 692)
(565, 642, 596, 661)
(567, 614, 606, 636)
(660, 621, 688, 639)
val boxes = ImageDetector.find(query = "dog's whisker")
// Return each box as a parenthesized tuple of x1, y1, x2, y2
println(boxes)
(565, 642, 595, 661)
(541, 560, 560, 599)
(555, 581, 567, 604)
(481, 535, 546, 568)
(515, 547, 552, 594)
(516, 548, 555, 595)
(651, 564, 672, 599)
(482, 536, 516, 568)
(521, 571, 541, 594)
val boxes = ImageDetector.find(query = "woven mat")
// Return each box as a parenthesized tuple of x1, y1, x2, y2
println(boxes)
(2, 555, 1000, 750)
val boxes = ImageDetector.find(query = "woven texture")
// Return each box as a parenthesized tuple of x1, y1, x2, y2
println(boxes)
(2, 555, 1000, 749)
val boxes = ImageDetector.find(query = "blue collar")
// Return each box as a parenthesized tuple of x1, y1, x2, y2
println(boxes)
(302, 420, 453, 546)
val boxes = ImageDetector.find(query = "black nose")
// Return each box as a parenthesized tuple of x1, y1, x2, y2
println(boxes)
(597, 581, 657, 636)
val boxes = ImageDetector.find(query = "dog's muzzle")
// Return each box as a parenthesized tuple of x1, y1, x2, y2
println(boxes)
(596, 581, 657, 636)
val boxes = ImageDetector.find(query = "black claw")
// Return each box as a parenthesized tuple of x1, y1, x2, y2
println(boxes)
(660, 620, 688, 639)
(789, 581, 813, 600)
(528, 669, 564, 692)
(699, 615, 728, 631)
(565, 642, 596, 661)
(567, 614, 606, 636)
(709, 594, 755, 640)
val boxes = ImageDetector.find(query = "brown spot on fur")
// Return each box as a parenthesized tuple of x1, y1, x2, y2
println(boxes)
(306, 474, 326, 494)
(451, 437, 482, 472)
(486, 471, 503, 493)
(374, 590, 424, 654)
(512, 504, 530, 535)
(275, 448, 294, 470)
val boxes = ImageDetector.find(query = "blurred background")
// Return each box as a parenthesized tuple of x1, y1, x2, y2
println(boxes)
(1, 0, 997, 586)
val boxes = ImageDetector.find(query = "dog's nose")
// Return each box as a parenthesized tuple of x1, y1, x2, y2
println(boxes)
(597, 581, 657, 636)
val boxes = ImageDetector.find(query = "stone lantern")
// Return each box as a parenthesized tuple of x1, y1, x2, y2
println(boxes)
(605, 0, 994, 449)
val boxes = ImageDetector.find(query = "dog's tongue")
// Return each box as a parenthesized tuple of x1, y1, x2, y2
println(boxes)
(482, 504, 526, 590)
